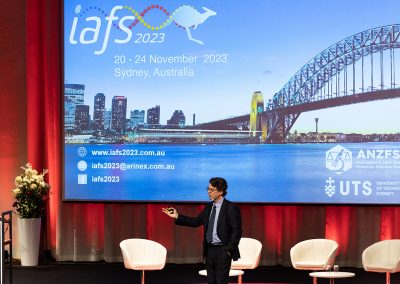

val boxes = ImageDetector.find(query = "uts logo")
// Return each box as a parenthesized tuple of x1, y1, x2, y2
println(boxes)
(325, 177, 336, 197)
(324, 177, 372, 197)
(326, 145, 352, 175)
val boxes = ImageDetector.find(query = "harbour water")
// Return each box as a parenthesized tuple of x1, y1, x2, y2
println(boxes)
(65, 142, 400, 204)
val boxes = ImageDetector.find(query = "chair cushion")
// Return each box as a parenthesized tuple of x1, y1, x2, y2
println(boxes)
(295, 261, 327, 270)
(231, 260, 254, 269)
(130, 262, 166, 270)
(364, 264, 397, 272)
(198, 269, 244, 276)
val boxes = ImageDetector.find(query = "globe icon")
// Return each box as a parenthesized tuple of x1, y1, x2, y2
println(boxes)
(77, 147, 87, 157)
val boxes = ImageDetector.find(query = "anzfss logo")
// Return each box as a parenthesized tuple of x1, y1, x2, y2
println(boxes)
(324, 145, 372, 197)
(325, 145, 352, 175)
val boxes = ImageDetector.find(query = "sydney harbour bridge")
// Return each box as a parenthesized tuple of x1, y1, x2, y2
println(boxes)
(135, 24, 400, 144)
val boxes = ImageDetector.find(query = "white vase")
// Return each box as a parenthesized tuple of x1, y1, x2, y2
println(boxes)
(18, 217, 41, 266)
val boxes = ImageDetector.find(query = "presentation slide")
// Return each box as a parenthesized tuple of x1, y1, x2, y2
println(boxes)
(63, 0, 400, 204)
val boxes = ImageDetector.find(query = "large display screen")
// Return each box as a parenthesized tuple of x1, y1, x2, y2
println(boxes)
(64, 0, 400, 203)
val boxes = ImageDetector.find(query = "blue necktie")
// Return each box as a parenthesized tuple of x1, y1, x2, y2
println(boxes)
(206, 205, 216, 243)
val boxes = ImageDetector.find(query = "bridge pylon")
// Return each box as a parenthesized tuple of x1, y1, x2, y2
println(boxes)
(264, 111, 285, 143)
(250, 91, 265, 140)
(264, 111, 300, 143)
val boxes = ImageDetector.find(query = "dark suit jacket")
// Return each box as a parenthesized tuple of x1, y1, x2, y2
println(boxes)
(175, 199, 242, 260)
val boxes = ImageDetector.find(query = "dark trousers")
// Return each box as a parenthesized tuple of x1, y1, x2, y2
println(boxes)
(206, 245, 232, 284)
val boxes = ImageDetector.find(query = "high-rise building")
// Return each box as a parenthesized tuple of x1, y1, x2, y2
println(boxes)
(64, 84, 84, 131)
(147, 105, 160, 128)
(104, 110, 112, 130)
(167, 110, 186, 128)
(130, 110, 145, 129)
(93, 93, 105, 130)
(111, 96, 127, 133)
(75, 105, 90, 132)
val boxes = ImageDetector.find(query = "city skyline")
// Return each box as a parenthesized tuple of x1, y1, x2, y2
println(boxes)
(65, 83, 189, 132)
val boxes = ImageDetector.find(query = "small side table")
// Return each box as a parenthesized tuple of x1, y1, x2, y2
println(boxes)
(309, 271, 355, 284)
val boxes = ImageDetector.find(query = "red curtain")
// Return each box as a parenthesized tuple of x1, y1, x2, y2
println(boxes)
(0, 0, 27, 214)
(26, 0, 63, 250)
(24, 0, 400, 266)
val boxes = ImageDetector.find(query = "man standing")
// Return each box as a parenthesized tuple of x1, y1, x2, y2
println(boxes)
(162, 177, 242, 284)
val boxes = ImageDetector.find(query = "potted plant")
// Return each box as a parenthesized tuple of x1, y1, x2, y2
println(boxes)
(12, 163, 50, 266)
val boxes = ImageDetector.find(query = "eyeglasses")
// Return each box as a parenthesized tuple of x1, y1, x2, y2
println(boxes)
(206, 186, 218, 192)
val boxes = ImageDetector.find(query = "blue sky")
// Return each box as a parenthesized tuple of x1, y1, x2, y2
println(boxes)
(64, 0, 400, 134)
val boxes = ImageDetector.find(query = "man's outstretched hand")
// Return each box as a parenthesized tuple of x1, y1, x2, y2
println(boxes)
(162, 207, 178, 219)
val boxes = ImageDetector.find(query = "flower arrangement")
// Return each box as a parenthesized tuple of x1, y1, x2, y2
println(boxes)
(12, 163, 50, 219)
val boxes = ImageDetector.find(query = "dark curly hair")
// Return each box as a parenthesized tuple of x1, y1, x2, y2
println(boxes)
(209, 177, 228, 196)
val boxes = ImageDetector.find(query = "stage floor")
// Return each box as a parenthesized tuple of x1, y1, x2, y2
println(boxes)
(3, 262, 396, 284)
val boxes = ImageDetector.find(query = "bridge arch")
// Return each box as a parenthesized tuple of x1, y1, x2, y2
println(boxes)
(265, 24, 400, 143)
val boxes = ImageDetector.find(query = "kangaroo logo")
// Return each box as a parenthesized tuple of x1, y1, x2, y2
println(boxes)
(326, 145, 352, 175)
(121, 4, 217, 45)
(171, 6, 217, 45)
(69, 4, 217, 55)
(119, 4, 217, 45)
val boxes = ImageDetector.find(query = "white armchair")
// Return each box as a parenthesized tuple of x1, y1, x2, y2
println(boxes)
(231, 237, 262, 283)
(290, 239, 339, 271)
(120, 238, 167, 284)
(362, 239, 400, 284)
